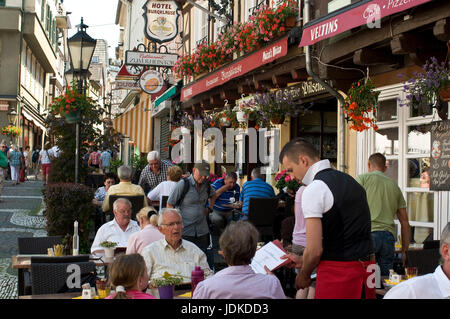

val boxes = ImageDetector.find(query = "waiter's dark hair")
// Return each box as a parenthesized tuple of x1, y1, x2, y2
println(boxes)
(279, 138, 320, 164)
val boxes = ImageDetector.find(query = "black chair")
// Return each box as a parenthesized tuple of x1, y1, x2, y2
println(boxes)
(406, 248, 441, 275)
(18, 236, 62, 254)
(107, 195, 146, 221)
(161, 195, 169, 210)
(423, 240, 440, 250)
(247, 197, 279, 243)
(30, 261, 96, 295)
(17, 236, 63, 296)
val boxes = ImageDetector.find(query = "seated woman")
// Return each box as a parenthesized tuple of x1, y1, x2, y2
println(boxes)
(147, 165, 183, 208)
(192, 220, 286, 299)
(92, 173, 117, 206)
(106, 254, 155, 299)
(126, 206, 164, 254)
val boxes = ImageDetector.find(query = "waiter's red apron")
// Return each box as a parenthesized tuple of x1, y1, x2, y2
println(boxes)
(315, 260, 376, 299)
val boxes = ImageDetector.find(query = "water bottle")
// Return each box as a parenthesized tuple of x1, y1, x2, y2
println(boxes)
(73, 220, 79, 256)
(191, 266, 204, 294)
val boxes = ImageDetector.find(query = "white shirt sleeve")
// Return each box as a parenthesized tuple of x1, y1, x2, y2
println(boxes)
(383, 282, 416, 299)
(301, 180, 334, 218)
(91, 226, 106, 253)
(147, 183, 161, 201)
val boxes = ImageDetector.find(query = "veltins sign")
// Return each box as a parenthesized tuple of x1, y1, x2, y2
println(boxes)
(139, 70, 166, 98)
(142, 0, 180, 43)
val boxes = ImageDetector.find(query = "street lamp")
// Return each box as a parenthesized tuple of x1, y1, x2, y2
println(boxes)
(67, 17, 97, 183)
(7, 109, 18, 126)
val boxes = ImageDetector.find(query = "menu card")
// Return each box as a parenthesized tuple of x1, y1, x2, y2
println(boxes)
(430, 120, 450, 191)
(250, 240, 290, 274)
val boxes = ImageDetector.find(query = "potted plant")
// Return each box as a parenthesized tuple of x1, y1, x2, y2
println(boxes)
(1, 125, 22, 137)
(400, 57, 450, 120)
(254, 90, 300, 128)
(49, 84, 94, 123)
(100, 241, 118, 258)
(344, 78, 380, 132)
(150, 272, 184, 299)
(275, 170, 301, 194)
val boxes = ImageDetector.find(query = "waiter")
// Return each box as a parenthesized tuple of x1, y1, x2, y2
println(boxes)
(279, 138, 375, 299)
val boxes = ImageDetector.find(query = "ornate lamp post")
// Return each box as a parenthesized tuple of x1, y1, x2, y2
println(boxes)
(66, 17, 97, 183)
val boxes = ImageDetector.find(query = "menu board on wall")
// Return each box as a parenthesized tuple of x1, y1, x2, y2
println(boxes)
(430, 120, 450, 191)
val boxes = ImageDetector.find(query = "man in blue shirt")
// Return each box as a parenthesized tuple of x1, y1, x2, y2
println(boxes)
(209, 172, 241, 233)
(239, 167, 275, 220)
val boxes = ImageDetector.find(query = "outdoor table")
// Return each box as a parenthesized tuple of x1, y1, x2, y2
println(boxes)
(18, 289, 192, 299)
(395, 243, 424, 254)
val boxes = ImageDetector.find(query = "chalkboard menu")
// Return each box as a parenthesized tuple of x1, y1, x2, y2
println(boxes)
(430, 120, 450, 191)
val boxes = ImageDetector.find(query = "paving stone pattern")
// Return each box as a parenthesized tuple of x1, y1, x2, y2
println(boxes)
(0, 178, 46, 299)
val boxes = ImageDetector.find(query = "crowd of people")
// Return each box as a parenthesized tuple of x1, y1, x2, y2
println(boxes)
(34, 138, 450, 299)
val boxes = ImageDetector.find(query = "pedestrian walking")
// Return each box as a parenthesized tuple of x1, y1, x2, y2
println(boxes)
(279, 138, 375, 299)
(356, 153, 410, 276)
(7, 144, 22, 185)
(100, 147, 112, 173)
(0, 141, 8, 202)
(38, 142, 53, 185)
(31, 147, 40, 180)
(23, 146, 30, 181)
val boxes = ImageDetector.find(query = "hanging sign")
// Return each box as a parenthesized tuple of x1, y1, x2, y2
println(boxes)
(429, 120, 450, 191)
(125, 50, 178, 67)
(142, 0, 180, 43)
(139, 69, 166, 99)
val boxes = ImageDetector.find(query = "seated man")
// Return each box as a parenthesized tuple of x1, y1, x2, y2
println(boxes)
(208, 172, 241, 234)
(91, 198, 140, 254)
(238, 167, 275, 220)
(102, 165, 148, 213)
(140, 208, 213, 283)
(384, 222, 450, 299)
(192, 220, 285, 299)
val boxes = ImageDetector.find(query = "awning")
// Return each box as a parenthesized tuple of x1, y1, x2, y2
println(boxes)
(299, 0, 432, 46)
(21, 108, 46, 131)
(181, 36, 289, 102)
(153, 81, 181, 108)
(112, 98, 152, 153)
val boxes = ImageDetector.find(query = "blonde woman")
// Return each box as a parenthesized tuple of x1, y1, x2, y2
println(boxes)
(106, 254, 155, 299)
(126, 207, 164, 254)
(147, 165, 183, 205)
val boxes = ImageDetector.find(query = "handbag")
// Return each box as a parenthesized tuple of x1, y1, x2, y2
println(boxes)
(0, 151, 8, 169)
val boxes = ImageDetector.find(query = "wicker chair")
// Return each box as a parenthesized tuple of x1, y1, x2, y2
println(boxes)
(17, 236, 62, 254)
(107, 195, 146, 221)
(30, 261, 96, 295)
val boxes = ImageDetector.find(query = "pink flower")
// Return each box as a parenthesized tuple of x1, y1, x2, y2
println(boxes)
(284, 175, 291, 182)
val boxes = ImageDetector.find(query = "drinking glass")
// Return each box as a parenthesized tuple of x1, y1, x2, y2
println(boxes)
(405, 267, 418, 279)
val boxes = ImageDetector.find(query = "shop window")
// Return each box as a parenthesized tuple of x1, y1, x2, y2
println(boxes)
(375, 127, 399, 155)
(409, 99, 433, 118)
(377, 99, 397, 122)
(407, 158, 430, 188)
(385, 159, 398, 184)
(407, 124, 431, 155)
(0, 0, 5, 6)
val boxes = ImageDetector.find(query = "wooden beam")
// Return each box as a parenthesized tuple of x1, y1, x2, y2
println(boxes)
(291, 69, 308, 81)
(353, 48, 399, 66)
(220, 89, 240, 101)
(252, 78, 273, 91)
(433, 18, 450, 41)
(209, 94, 223, 107)
(318, 64, 364, 81)
(330, 79, 354, 92)
(390, 34, 425, 55)
(237, 84, 254, 95)
(272, 73, 294, 87)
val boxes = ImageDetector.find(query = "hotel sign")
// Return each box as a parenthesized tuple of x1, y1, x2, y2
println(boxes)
(181, 36, 289, 102)
(143, 0, 180, 43)
(125, 50, 178, 67)
(300, 0, 432, 46)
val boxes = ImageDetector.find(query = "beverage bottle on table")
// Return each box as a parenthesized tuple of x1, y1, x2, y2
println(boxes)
(191, 266, 204, 294)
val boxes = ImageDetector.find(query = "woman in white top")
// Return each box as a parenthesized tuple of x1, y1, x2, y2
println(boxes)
(147, 165, 183, 208)
(38, 142, 52, 185)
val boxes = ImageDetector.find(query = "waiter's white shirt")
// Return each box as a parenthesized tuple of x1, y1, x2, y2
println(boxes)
(91, 218, 140, 253)
(384, 266, 450, 299)
(301, 160, 334, 219)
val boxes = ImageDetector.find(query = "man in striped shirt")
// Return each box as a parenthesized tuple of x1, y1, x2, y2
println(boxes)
(238, 167, 275, 220)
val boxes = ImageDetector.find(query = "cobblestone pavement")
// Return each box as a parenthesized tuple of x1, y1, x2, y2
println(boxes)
(0, 177, 46, 299)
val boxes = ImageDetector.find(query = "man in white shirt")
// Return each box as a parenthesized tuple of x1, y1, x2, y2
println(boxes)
(141, 208, 212, 283)
(91, 197, 140, 254)
(384, 222, 450, 299)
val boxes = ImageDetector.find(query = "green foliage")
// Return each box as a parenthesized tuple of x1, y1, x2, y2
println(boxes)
(100, 241, 118, 248)
(44, 92, 105, 183)
(43, 183, 96, 254)
(150, 272, 184, 287)
(110, 158, 124, 175)
(131, 154, 147, 171)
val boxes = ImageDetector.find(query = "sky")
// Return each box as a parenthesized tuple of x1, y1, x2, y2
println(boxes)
(63, 0, 120, 60)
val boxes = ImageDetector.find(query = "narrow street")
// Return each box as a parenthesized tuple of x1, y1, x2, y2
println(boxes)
(0, 177, 46, 299)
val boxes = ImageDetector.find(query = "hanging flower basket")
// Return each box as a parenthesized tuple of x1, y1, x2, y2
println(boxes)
(439, 84, 450, 102)
(1, 125, 22, 137)
(270, 114, 285, 125)
(236, 111, 248, 123)
(65, 110, 81, 123)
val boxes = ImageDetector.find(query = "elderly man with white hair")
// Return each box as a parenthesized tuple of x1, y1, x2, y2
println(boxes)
(384, 222, 450, 299)
(138, 151, 173, 194)
(91, 197, 140, 254)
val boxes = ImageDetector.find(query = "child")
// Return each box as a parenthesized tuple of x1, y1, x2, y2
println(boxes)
(106, 254, 155, 299)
